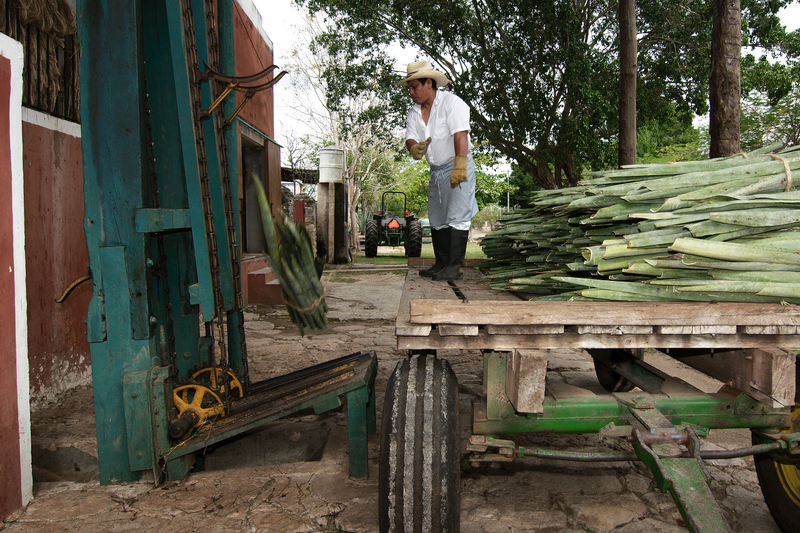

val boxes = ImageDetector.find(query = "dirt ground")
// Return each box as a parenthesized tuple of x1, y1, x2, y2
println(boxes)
(1, 265, 788, 532)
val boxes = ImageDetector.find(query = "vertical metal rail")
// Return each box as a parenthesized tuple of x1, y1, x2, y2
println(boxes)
(202, 0, 249, 389)
(182, 0, 230, 396)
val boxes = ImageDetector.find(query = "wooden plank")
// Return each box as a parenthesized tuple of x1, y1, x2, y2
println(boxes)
(487, 324, 565, 335)
(396, 314, 432, 337)
(506, 350, 547, 414)
(657, 325, 737, 335)
(546, 375, 597, 399)
(456, 269, 523, 301)
(397, 331, 800, 351)
(577, 325, 653, 335)
(395, 271, 456, 336)
(675, 348, 796, 408)
(439, 324, 479, 336)
(742, 325, 800, 335)
(459, 289, 522, 301)
(408, 300, 800, 326)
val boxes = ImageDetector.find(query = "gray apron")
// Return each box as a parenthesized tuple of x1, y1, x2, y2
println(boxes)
(427, 154, 479, 230)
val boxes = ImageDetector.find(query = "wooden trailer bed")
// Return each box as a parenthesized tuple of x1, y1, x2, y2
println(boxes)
(396, 266, 799, 408)
(397, 266, 800, 351)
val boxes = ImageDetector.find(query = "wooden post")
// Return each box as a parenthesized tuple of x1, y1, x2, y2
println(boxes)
(618, 0, 637, 167)
(710, 0, 741, 158)
(677, 348, 795, 408)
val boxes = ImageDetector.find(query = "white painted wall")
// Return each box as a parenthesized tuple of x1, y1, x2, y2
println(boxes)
(0, 31, 32, 508)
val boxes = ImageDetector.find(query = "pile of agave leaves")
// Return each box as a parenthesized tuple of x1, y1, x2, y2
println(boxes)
(481, 143, 800, 304)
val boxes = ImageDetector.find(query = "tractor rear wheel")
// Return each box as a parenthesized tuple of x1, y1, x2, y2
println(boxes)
(365, 219, 379, 258)
(379, 355, 460, 532)
(753, 402, 800, 533)
(406, 219, 422, 257)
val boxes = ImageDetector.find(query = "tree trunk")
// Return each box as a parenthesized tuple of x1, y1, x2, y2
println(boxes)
(618, 0, 637, 167)
(709, 0, 741, 158)
(348, 182, 361, 252)
(524, 155, 559, 190)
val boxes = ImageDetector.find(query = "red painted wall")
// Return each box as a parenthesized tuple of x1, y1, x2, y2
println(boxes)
(22, 120, 90, 404)
(0, 54, 23, 520)
(233, 1, 275, 138)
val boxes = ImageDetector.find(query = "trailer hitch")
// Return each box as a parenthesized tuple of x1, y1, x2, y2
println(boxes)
(466, 432, 794, 466)
(752, 429, 800, 464)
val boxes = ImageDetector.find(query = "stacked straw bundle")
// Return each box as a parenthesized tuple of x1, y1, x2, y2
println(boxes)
(481, 143, 800, 303)
(253, 176, 327, 334)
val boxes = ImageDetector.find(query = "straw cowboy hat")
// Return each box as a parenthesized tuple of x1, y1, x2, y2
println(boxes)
(396, 61, 451, 87)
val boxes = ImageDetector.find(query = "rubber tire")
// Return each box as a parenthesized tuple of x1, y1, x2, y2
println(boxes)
(589, 349, 638, 393)
(752, 404, 800, 533)
(406, 219, 423, 258)
(379, 355, 460, 533)
(365, 219, 379, 258)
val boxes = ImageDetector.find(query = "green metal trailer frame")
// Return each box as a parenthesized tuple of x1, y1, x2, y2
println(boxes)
(391, 268, 800, 532)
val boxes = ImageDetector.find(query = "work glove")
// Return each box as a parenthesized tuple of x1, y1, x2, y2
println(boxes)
(410, 137, 431, 160)
(450, 155, 468, 188)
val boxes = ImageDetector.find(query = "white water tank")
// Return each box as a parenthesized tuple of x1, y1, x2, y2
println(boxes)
(318, 147, 344, 183)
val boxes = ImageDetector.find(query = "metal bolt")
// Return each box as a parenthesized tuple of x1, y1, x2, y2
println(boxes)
(501, 411, 509, 419)
(150, 316, 158, 325)
(137, 451, 144, 459)
(131, 391, 139, 399)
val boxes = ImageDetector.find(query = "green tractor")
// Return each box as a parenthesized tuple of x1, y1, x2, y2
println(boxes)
(365, 191, 423, 258)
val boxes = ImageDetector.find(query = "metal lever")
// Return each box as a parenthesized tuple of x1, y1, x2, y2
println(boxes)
(197, 62, 288, 125)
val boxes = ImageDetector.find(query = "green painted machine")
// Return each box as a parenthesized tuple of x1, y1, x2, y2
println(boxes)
(78, 0, 375, 485)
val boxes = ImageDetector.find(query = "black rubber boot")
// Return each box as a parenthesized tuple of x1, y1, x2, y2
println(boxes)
(420, 227, 450, 277)
(431, 229, 469, 281)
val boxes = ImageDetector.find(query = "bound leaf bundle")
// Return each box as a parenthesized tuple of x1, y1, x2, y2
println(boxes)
(253, 176, 327, 335)
(481, 143, 800, 303)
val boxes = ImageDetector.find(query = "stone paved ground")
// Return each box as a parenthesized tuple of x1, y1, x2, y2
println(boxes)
(1, 267, 784, 532)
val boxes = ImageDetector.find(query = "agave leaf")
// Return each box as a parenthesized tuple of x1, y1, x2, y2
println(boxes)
(709, 209, 800, 227)
(670, 237, 800, 265)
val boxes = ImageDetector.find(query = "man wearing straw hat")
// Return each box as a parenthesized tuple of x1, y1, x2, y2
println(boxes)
(398, 60, 478, 281)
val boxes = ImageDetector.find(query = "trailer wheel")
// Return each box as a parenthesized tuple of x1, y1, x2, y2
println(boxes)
(753, 404, 800, 533)
(588, 349, 639, 393)
(379, 355, 460, 532)
(365, 219, 379, 258)
(406, 219, 422, 258)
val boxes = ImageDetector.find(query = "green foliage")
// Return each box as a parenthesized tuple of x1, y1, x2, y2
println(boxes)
(636, 111, 705, 164)
(472, 150, 515, 211)
(385, 152, 515, 217)
(739, 27, 800, 149)
(393, 162, 430, 217)
(472, 205, 504, 230)
(508, 164, 542, 209)
(296, 0, 794, 190)
(741, 85, 800, 150)
(742, 54, 794, 105)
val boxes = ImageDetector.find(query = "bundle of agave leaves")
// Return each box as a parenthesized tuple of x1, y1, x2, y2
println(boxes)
(253, 176, 327, 334)
(481, 142, 800, 303)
